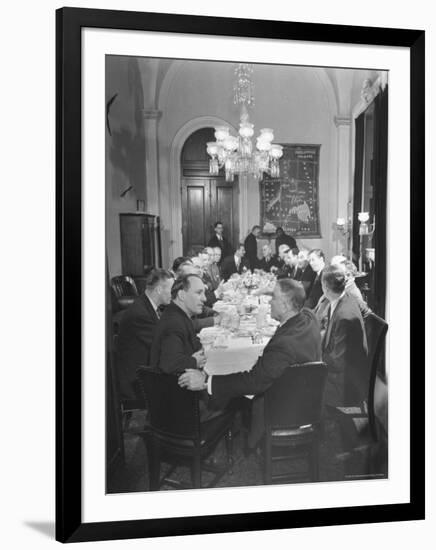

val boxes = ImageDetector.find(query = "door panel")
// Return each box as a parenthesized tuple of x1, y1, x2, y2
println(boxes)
(119, 215, 144, 275)
(182, 180, 209, 255)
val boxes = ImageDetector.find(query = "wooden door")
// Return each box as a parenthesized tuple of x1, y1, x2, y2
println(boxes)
(181, 178, 239, 255)
(119, 213, 162, 276)
(181, 128, 239, 255)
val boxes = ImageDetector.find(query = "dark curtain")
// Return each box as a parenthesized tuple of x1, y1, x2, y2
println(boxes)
(372, 85, 388, 318)
(352, 113, 365, 262)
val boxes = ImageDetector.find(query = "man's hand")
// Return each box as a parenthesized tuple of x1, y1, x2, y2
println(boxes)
(178, 369, 207, 391)
(192, 350, 206, 369)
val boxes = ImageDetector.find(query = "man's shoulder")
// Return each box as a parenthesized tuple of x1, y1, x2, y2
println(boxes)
(336, 294, 363, 321)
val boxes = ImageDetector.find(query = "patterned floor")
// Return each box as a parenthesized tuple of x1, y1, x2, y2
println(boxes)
(107, 410, 387, 493)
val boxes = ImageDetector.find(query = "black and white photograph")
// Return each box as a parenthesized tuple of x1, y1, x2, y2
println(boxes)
(105, 56, 389, 493)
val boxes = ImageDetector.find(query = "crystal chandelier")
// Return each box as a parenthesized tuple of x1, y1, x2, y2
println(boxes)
(206, 64, 283, 182)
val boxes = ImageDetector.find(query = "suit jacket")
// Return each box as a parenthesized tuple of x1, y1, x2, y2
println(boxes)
(206, 263, 221, 290)
(117, 294, 159, 399)
(294, 264, 316, 291)
(244, 233, 259, 270)
(304, 270, 323, 309)
(150, 302, 202, 374)
(275, 233, 297, 252)
(220, 254, 251, 281)
(258, 255, 280, 273)
(207, 234, 233, 261)
(322, 293, 369, 407)
(211, 308, 322, 406)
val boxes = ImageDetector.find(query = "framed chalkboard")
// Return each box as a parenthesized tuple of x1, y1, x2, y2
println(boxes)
(260, 144, 321, 238)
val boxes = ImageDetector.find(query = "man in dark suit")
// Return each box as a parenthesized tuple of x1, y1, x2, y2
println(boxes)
(220, 244, 250, 281)
(149, 274, 207, 375)
(207, 221, 233, 262)
(258, 243, 280, 273)
(117, 268, 174, 399)
(321, 266, 369, 407)
(179, 279, 322, 441)
(244, 225, 261, 270)
(277, 247, 299, 279)
(304, 249, 326, 309)
(294, 248, 316, 295)
(275, 226, 297, 252)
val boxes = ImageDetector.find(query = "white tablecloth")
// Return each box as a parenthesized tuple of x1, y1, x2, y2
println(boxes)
(205, 335, 270, 376)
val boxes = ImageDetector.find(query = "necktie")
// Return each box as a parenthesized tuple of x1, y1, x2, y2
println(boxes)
(323, 304, 332, 349)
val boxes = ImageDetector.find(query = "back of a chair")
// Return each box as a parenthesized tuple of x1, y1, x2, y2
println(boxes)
(136, 367, 200, 440)
(264, 362, 327, 430)
(111, 275, 138, 299)
(364, 312, 388, 374)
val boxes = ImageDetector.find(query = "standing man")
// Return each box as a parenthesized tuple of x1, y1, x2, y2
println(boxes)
(220, 243, 250, 281)
(304, 249, 326, 309)
(207, 221, 233, 262)
(117, 268, 174, 399)
(275, 226, 297, 253)
(244, 225, 261, 270)
(321, 266, 369, 407)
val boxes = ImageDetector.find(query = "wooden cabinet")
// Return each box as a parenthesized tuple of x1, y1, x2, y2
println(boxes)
(119, 213, 162, 276)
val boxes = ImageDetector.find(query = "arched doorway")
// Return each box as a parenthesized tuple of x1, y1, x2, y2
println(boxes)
(181, 128, 239, 255)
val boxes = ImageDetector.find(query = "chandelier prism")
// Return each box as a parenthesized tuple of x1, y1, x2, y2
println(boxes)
(206, 64, 283, 182)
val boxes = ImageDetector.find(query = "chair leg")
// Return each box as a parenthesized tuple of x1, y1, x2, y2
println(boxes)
(192, 454, 202, 489)
(225, 428, 234, 474)
(146, 436, 161, 491)
(310, 439, 320, 482)
(264, 435, 272, 484)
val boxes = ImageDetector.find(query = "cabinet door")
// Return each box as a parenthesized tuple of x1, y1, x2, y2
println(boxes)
(120, 214, 145, 275)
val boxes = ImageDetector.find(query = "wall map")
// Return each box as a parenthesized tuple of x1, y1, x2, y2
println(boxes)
(260, 144, 321, 238)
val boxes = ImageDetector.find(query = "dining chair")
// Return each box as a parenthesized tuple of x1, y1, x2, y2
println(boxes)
(110, 275, 139, 312)
(336, 312, 388, 442)
(263, 361, 327, 484)
(136, 367, 235, 490)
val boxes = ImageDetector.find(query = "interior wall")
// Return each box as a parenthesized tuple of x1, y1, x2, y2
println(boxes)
(104, 57, 373, 273)
(105, 56, 146, 277)
(158, 61, 340, 265)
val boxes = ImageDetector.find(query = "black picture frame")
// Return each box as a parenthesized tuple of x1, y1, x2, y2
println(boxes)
(56, 7, 425, 543)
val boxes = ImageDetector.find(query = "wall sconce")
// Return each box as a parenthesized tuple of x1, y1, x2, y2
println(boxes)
(358, 212, 375, 236)
(336, 217, 351, 235)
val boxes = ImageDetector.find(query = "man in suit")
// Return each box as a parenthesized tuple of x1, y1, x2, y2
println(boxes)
(149, 274, 207, 375)
(244, 225, 261, 270)
(294, 248, 316, 294)
(275, 226, 297, 252)
(203, 246, 221, 290)
(321, 266, 369, 407)
(277, 247, 299, 279)
(220, 243, 251, 281)
(258, 244, 280, 273)
(117, 268, 174, 399)
(304, 249, 326, 309)
(179, 279, 322, 442)
(207, 221, 233, 262)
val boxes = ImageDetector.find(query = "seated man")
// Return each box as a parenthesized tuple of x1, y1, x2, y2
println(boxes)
(294, 248, 316, 294)
(117, 268, 174, 399)
(321, 266, 369, 408)
(304, 249, 326, 309)
(179, 279, 322, 443)
(149, 274, 207, 375)
(258, 243, 280, 273)
(315, 259, 371, 325)
(274, 244, 290, 271)
(277, 247, 299, 279)
(205, 246, 221, 290)
(220, 243, 250, 281)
